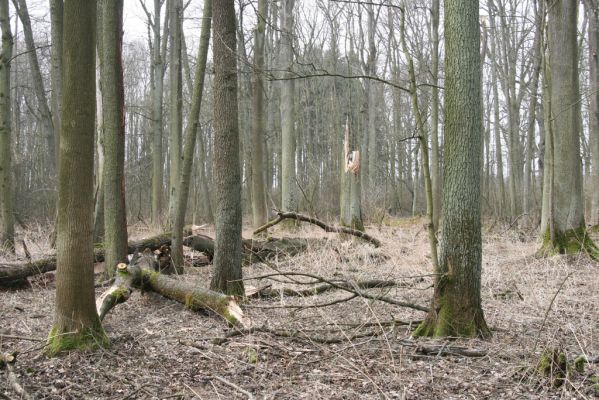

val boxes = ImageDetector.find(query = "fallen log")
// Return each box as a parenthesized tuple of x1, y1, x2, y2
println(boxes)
(97, 250, 244, 326)
(254, 211, 381, 247)
(0, 229, 195, 287)
(1, 231, 313, 287)
(0, 258, 57, 287)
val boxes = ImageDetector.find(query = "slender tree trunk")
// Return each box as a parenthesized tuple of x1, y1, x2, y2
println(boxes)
(522, 0, 543, 216)
(430, 0, 441, 230)
(13, 0, 56, 176)
(487, 5, 506, 218)
(171, 0, 212, 267)
(0, 0, 13, 252)
(100, 0, 128, 277)
(586, 0, 599, 227)
(340, 116, 364, 231)
(209, 0, 244, 296)
(151, 0, 165, 226)
(415, 0, 490, 339)
(279, 0, 297, 217)
(399, 6, 438, 272)
(50, 0, 63, 168)
(46, 0, 108, 356)
(167, 0, 183, 227)
(251, 0, 268, 229)
(366, 4, 377, 189)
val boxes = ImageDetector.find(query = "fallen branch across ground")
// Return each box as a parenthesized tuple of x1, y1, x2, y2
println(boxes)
(96, 250, 244, 326)
(246, 279, 399, 298)
(246, 271, 429, 312)
(254, 211, 382, 247)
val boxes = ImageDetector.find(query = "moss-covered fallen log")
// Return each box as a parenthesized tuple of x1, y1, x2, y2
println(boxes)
(97, 250, 244, 326)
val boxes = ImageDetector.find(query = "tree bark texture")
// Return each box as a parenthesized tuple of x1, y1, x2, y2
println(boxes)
(151, 0, 165, 226)
(101, 0, 128, 277)
(279, 0, 297, 217)
(171, 0, 212, 267)
(539, 0, 596, 256)
(209, 0, 244, 296)
(46, 0, 108, 356)
(415, 0, 490, 338)
(587, 0, 599, 226)
(251, 0, 268, 230)
(0, 0, 13, 252)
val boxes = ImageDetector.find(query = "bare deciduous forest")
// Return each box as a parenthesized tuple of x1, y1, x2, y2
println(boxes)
(1, 0, 599, 398)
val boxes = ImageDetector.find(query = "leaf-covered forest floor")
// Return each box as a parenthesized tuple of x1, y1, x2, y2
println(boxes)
(1, 218, 599, 399)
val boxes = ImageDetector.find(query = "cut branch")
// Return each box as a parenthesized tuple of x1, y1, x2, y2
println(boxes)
(254, 211, 381, 247)
(97, 250, 244, 326)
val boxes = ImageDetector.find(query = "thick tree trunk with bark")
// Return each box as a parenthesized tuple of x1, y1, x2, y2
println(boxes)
(50, 0, 63, 167)
(0, 0, 13, 253)
(539, 0, 598, 258)
(415, 0, 490, 339)
(210, 0, 244, 296)
(340, 117, 364, 231)
(46, 0, 109, 356)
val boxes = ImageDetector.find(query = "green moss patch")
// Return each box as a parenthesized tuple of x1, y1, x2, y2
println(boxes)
(45, 323, 109, 357)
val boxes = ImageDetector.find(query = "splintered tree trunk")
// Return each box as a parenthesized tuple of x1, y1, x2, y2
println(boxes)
(539, 0, 597, 257)
(0, 0, 13, 253)
(279, 0, 297, 218)
(340, 117, 364, 231)
(171, 0, 212, 267)
(101, 0, 128, 277)
(251, 0, 268, 230)
(209, 0, 244, 296)
(587, 0, 599, 227)
(46, 0, 108, 356)
(415, 0, 490, 339)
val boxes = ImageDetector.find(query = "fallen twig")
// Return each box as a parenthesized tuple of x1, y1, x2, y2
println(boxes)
(245, 271, 429, 312)
(1, 352, 33, 400)
(212, 375, 255, 400)
(254, 211, 381, 247)
(246, 279, 400, 298)
(0, 334, 44, 342)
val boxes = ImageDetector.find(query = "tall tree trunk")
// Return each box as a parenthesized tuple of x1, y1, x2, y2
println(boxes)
(340, 116, 364, 231)
(487, 4, 507, 218)
(167, 0, 183, 227)
(279, 0, 297, 217)
(0, 0, 13, 252)
(251, 0, 268, 229)
(150, 0, 166, 226)
(49, 0, 63, 168)
(586, 0, 599, 227)
(171, 0, 212, 267)
(430, 0, 441, 230)
(209, 0, 244, 296)
(366, 4, 377, 190)
(13, 0, 56, 177)
(539, 0, 597, 257)
(100, 0, 128, 277)
(415, 0, 490, 338)
(522, 0, 543, 216)
(46, 0, 108, 356)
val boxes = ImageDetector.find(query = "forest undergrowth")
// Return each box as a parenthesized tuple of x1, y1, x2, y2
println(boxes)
(1, 218, 598, 399)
